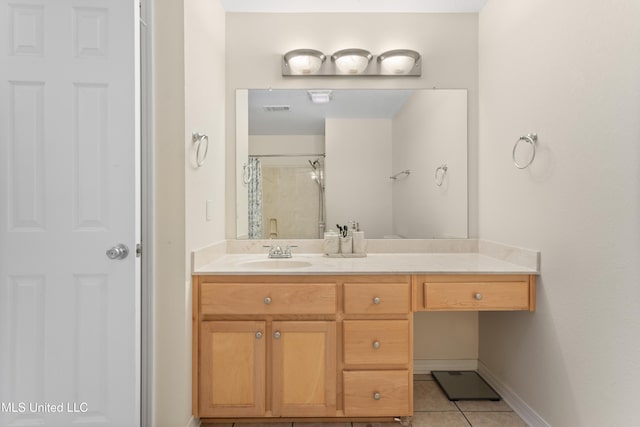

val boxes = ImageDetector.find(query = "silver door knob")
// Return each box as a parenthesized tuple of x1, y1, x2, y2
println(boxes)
(474, 293, 483, 301)
(373, 392, 381, 400)
(264, 296, 272, 305)
(372, 340, 381, 349)
(273, 331, 281, 339)
(255, 331, 263, 339)
(106, 244, 129, 260)
(373, 296, 381, 305)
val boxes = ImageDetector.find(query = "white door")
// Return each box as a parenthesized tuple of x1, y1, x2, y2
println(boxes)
(0, 1, 140, 426)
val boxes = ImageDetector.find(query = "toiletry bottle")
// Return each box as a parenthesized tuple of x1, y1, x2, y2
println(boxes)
(352, 221, 366, 255)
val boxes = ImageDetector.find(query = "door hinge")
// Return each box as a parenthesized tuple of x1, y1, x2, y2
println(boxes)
(136, 243, 142, 258)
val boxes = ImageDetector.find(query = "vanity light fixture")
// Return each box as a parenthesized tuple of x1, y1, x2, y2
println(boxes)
(307, 90, 333, 104)
(332, 49, 373, 74)
(283, 49, 326, 75)
(378, 49, 421, 75)
(282, 48, 421, 76)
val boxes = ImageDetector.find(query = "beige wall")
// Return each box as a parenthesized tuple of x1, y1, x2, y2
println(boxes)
(225, 12, 479, 364)
(153, 1, 186, 426)
(478, 1, 640, 425)
(154, 1, 225, 426)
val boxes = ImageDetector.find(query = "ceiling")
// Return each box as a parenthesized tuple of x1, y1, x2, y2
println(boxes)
(220, 0, 487, 13)
(248, 89, 415, 135)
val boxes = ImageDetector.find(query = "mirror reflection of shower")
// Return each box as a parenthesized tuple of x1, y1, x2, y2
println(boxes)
(308, 158, 326, 237)
(248, 153, 326, 239)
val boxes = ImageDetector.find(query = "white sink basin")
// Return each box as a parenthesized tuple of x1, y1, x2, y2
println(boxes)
(239, 259, 313, 269)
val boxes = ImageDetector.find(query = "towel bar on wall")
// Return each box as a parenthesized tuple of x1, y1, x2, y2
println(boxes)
(390, 169, 411, 180)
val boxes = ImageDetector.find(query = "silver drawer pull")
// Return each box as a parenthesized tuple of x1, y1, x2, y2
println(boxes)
(264, 296, 272, 305)
(372, 340, 381, 349)
(373, 392, 381, 400)
(474, 293, 483, 301)
(373, 296, 381, 305)
(273, 331, 281, 339)
(255, 331, 263, 339)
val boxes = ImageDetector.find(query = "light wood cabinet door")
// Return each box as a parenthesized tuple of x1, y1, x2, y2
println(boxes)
(344, 282, 410, 314)
(343, 320, 410, 367)
(199, 321, 266, 417)
(272, 321, 337, 417)
(343, 370, 410, 416)
(424, 282, 530, 311)
(200, 283, 337, 315)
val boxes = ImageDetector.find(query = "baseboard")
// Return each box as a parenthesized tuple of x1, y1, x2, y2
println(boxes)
(477, 361, 550, 427)
(185, 416, 200, 427)
(414, 359, 478, 374)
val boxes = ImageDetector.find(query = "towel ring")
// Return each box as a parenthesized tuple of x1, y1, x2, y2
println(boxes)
(242, 163, 253, 184)
(513, 133, 537, 169)
(192, 132, 209, 167)
(435, 164, 448, 186)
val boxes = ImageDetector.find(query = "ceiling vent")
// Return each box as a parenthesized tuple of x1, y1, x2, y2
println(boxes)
(263, 105, 291, 112)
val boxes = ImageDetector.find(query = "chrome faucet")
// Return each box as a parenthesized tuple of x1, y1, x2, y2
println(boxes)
(263, 244, 296, 259)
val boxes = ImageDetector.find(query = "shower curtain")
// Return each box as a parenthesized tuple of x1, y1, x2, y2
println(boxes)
(247, 157, 262, 239)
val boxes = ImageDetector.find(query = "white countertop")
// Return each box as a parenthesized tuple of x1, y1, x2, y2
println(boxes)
(193, 252, 538, 275)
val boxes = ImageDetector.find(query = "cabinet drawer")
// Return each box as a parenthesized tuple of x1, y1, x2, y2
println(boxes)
(424, 281, 530, 311)
(343, 370, 410, 416)
(201, 283, 336, 315)
(343, 283, 410, 314)
(343, 320, 409, 366)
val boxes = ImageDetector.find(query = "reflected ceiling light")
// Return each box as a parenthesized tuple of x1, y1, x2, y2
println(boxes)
(283, 49, 326, 75)
(378, 49, 421, 75)
(332, 49, 373, 74)
(307, 90, 332, 104)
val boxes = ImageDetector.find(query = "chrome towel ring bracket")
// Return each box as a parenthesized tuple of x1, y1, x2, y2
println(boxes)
(192, 132, 209, 167)
(513, 133, 537, 169)
(435, 164, 448, 186)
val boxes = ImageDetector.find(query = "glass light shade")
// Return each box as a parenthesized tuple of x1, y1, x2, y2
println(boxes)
(378, 49, 421, 75)
(332, 49, 373, 74)
(284, 49, 326, 75)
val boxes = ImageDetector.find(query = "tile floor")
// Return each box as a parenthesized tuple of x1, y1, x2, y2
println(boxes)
(204, 374, 528, 427)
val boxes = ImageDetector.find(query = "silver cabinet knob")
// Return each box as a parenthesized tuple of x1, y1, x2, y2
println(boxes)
(373, 392, 381, 400)
(373, 296, 381, 305)
(106, 244, 129, 260)
(255, 331, 263, 339)
(372, 340, 381, 349)
(273, 331, 281, 339)
(264, 296, 272, 305)
(474, 293, 483, 301)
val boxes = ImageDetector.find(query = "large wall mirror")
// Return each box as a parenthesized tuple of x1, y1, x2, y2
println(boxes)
(235, 88, 468, 240)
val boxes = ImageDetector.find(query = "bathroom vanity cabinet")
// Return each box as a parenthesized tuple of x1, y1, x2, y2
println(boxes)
(192, 272, 535, 422)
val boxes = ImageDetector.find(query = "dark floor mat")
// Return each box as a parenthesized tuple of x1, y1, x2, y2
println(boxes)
(431, 370, 500, 401)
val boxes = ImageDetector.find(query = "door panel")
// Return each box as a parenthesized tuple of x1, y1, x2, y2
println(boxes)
(0, 1, 140, 426)
(272, 321, 336, 417)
